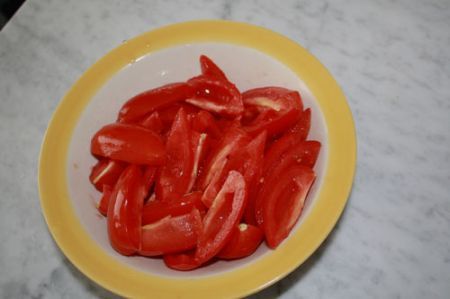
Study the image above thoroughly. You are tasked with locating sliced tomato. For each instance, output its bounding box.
[98,184,112,217]
[188,132,208,192]
[255,141,321,227]
[186,75,243,117]
[91,123,165,165]
[288,108,311,141]
[195,171,247,264]
[200,55,228,81]
[89,159,125,191]
[142,166,157,196]
[261,165,315,248]
[199,127,249,207]
[140,209,202,256]
[142,192,205,225]
[158,102,200,132]
[265,140,321,175]
[107,165,146,255]
[242,87,303,138]
[140,111,164,134]
[118,82,194,123]
[163,251,199,271]
[242,87,302,112]
[191,110,221,139]
[217,223,263,259]
[225,131,267,225]
[155,108,194,201]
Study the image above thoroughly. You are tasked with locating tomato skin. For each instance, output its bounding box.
[261,165,315,248]
[163,252,199,271]
[139,209,202,256]
[195,171,247,264]
[186,75,243,117]
[107,165,146,255]
[255,140,320,227]
[200,55,228,81]
[140,111,164,134]
[98,184,112,216]
[91,123,165,165]
[155,108,195,201]
[118,82,194,123]
[89,159,125,191]
[242,87,303,138]
[191,110,221,139]
[142,166,157,196]
[199,127,249,207]
[142,192,205,225]
[217,224,263,259]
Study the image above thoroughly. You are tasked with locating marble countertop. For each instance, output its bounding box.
[1,0,449,298]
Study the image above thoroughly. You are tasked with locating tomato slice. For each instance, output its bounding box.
[155,108,194,201]
[287,108,311,141]
[91,123,165,165]
[191,110,221,139]
[195,171,247,264]
[140,111,164,134]
[261,165,315,248]
[118,82,194,123]
[163,251,199,271]
[199,127,249,207]
[200,55,228,81]
[217,223,263,259]
[188,132,208,192]
[142,166,157,196]
[242,87,303,138]
[142,192,205,225]
[186,75,243,117]
[242,87,302,112]
[107,165,146,255]
[255,141,321,227]
[98,184,112,217]
[89,159,125,191]
[140,209,202,256]
[157,102,199,130]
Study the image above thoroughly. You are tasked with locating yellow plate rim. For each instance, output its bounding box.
[38,20,356,298]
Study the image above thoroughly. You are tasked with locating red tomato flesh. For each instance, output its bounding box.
[217,223,263,260]
[107,165,146,255]
[140,209,202,256]
[91,123,165,165]
[89,159,125,191]
[118,82,194,123]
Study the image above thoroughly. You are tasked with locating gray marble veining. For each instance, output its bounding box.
[1,0,449,298]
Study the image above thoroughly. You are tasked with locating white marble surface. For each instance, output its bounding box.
[1,0,449,298]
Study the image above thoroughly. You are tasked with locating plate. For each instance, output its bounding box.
[38,20,356,298]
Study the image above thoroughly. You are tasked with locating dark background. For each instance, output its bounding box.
[0,0,24,29]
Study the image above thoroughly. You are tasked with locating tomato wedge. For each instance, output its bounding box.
[217,223,263,260]
[155,108,194,201]
[142,192,205,225]
[91,123,165,165]
[195,171,247,264]
[242,87,303,137]
[261,165,315,248]
[200,55,228,81]
[142,166,157,196]
[191,110,221,139]
[186,75,243,117]
[199,127,249,207]
[107,165,146,255]
[140,111,164,134]
[89,159,125,191]
[255,140,320,227]
[140,209,202,256]
[188,132,208,192]
[163,252,199,271]
[118,82,194,123]
[97,184,112,216]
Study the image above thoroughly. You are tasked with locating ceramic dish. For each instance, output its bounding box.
[38,20,356,298]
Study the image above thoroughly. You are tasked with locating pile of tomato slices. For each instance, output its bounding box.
[89,55,321,270]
